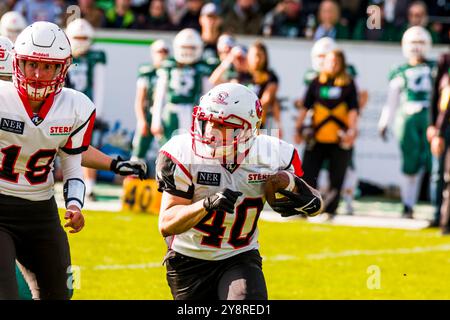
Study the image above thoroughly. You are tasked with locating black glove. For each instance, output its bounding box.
[271,178,323,217]
[110,156,148,180]
[203,188,243,213]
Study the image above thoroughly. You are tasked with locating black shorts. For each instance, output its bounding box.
[164,249,268,300]
[0,194,71,300]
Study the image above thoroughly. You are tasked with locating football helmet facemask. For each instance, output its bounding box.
[13,21,72,101]
[0,11,27,43]
[65,18,94,57]
[402,26,431,60]
[173,28,203,65]
[192,83,262,160]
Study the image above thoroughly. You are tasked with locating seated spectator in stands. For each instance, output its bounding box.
[176,0,204,32]
[401,1,441,43]
[313,0,350,40]
[135,0,174,30]
[199,2,222,64]
[13,0,64,24]
[62,0,105,28]
[262,0,307,38]
[222,0,263,35]
[352,0,400,42]
[103,0,136,29]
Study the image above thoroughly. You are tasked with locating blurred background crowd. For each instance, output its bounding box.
[0,0,449,44]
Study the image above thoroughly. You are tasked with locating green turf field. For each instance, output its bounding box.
[62,208,450,300]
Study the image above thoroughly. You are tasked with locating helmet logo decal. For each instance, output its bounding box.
[255,99,263,119]
[212,91,229,105]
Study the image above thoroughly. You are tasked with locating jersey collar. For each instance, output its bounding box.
[18,91,56,126]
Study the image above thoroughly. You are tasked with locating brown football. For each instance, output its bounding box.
[264,170,298,206]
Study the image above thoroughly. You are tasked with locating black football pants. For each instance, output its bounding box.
[165,249,268,300]
[0,194,71,300]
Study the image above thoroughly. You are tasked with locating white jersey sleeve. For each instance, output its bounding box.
[156,134,194,199]
[60,90,96,155]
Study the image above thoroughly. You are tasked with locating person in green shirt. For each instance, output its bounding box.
[131,39,169,162]
[378,26,437,218]
[150,28,215,145]
[66,18,107,202]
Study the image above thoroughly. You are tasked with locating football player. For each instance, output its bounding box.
[65,18,107,201]
[0,21,94,300]
[0,35,13,81]
[0,11,27,42]
[378,26,436,218]
[131,39,169,162]
[0,34,147,299]
[156,83,323,300]
[150,28,214,145]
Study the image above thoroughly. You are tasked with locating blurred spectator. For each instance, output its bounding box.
[297,49,359,219]
[338,0,368,33]
[262,0,307,38]
[103,0,136,29]
[222,0,263,35]
[352,0,400,42]
[63,0,106,28]
[13,0,64,24]
[247,41,281,134]
[429,51,450,229]
[166,0,186,26]
[199,2,222,64]
[0,1,18,19]
[313,0,350,40]
[209,39,252,85]
[176,0,204,31]
[135,0,174,30]
[401,1,441,43]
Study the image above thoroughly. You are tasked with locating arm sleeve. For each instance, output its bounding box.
[303,80,316,110]
[347,80,360,111]
[59,151,83,209]
[155,150,194,199]
[150,69,168,133]
[61,109,96,154]
[284,148,304,178]
[378,76,403,129]
[92,63,106,118]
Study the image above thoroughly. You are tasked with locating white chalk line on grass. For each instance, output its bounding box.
[85,244,450,271]
[306,244,450,260]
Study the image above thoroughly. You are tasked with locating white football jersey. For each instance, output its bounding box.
[0,81,95,201]
[156,133,304,261]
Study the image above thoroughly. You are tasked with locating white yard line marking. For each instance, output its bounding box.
[306,244,450,260]
[84,244,450,271]
[93,262,163,270]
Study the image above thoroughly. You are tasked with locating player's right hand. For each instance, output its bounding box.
[64,205,85,234]
[203,188,243,213]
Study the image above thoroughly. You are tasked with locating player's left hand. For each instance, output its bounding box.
[270,179,323,217]
[111,157,148,180]
[64,205,85,234]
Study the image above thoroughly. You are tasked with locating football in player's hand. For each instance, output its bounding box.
[264,171,298,207]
